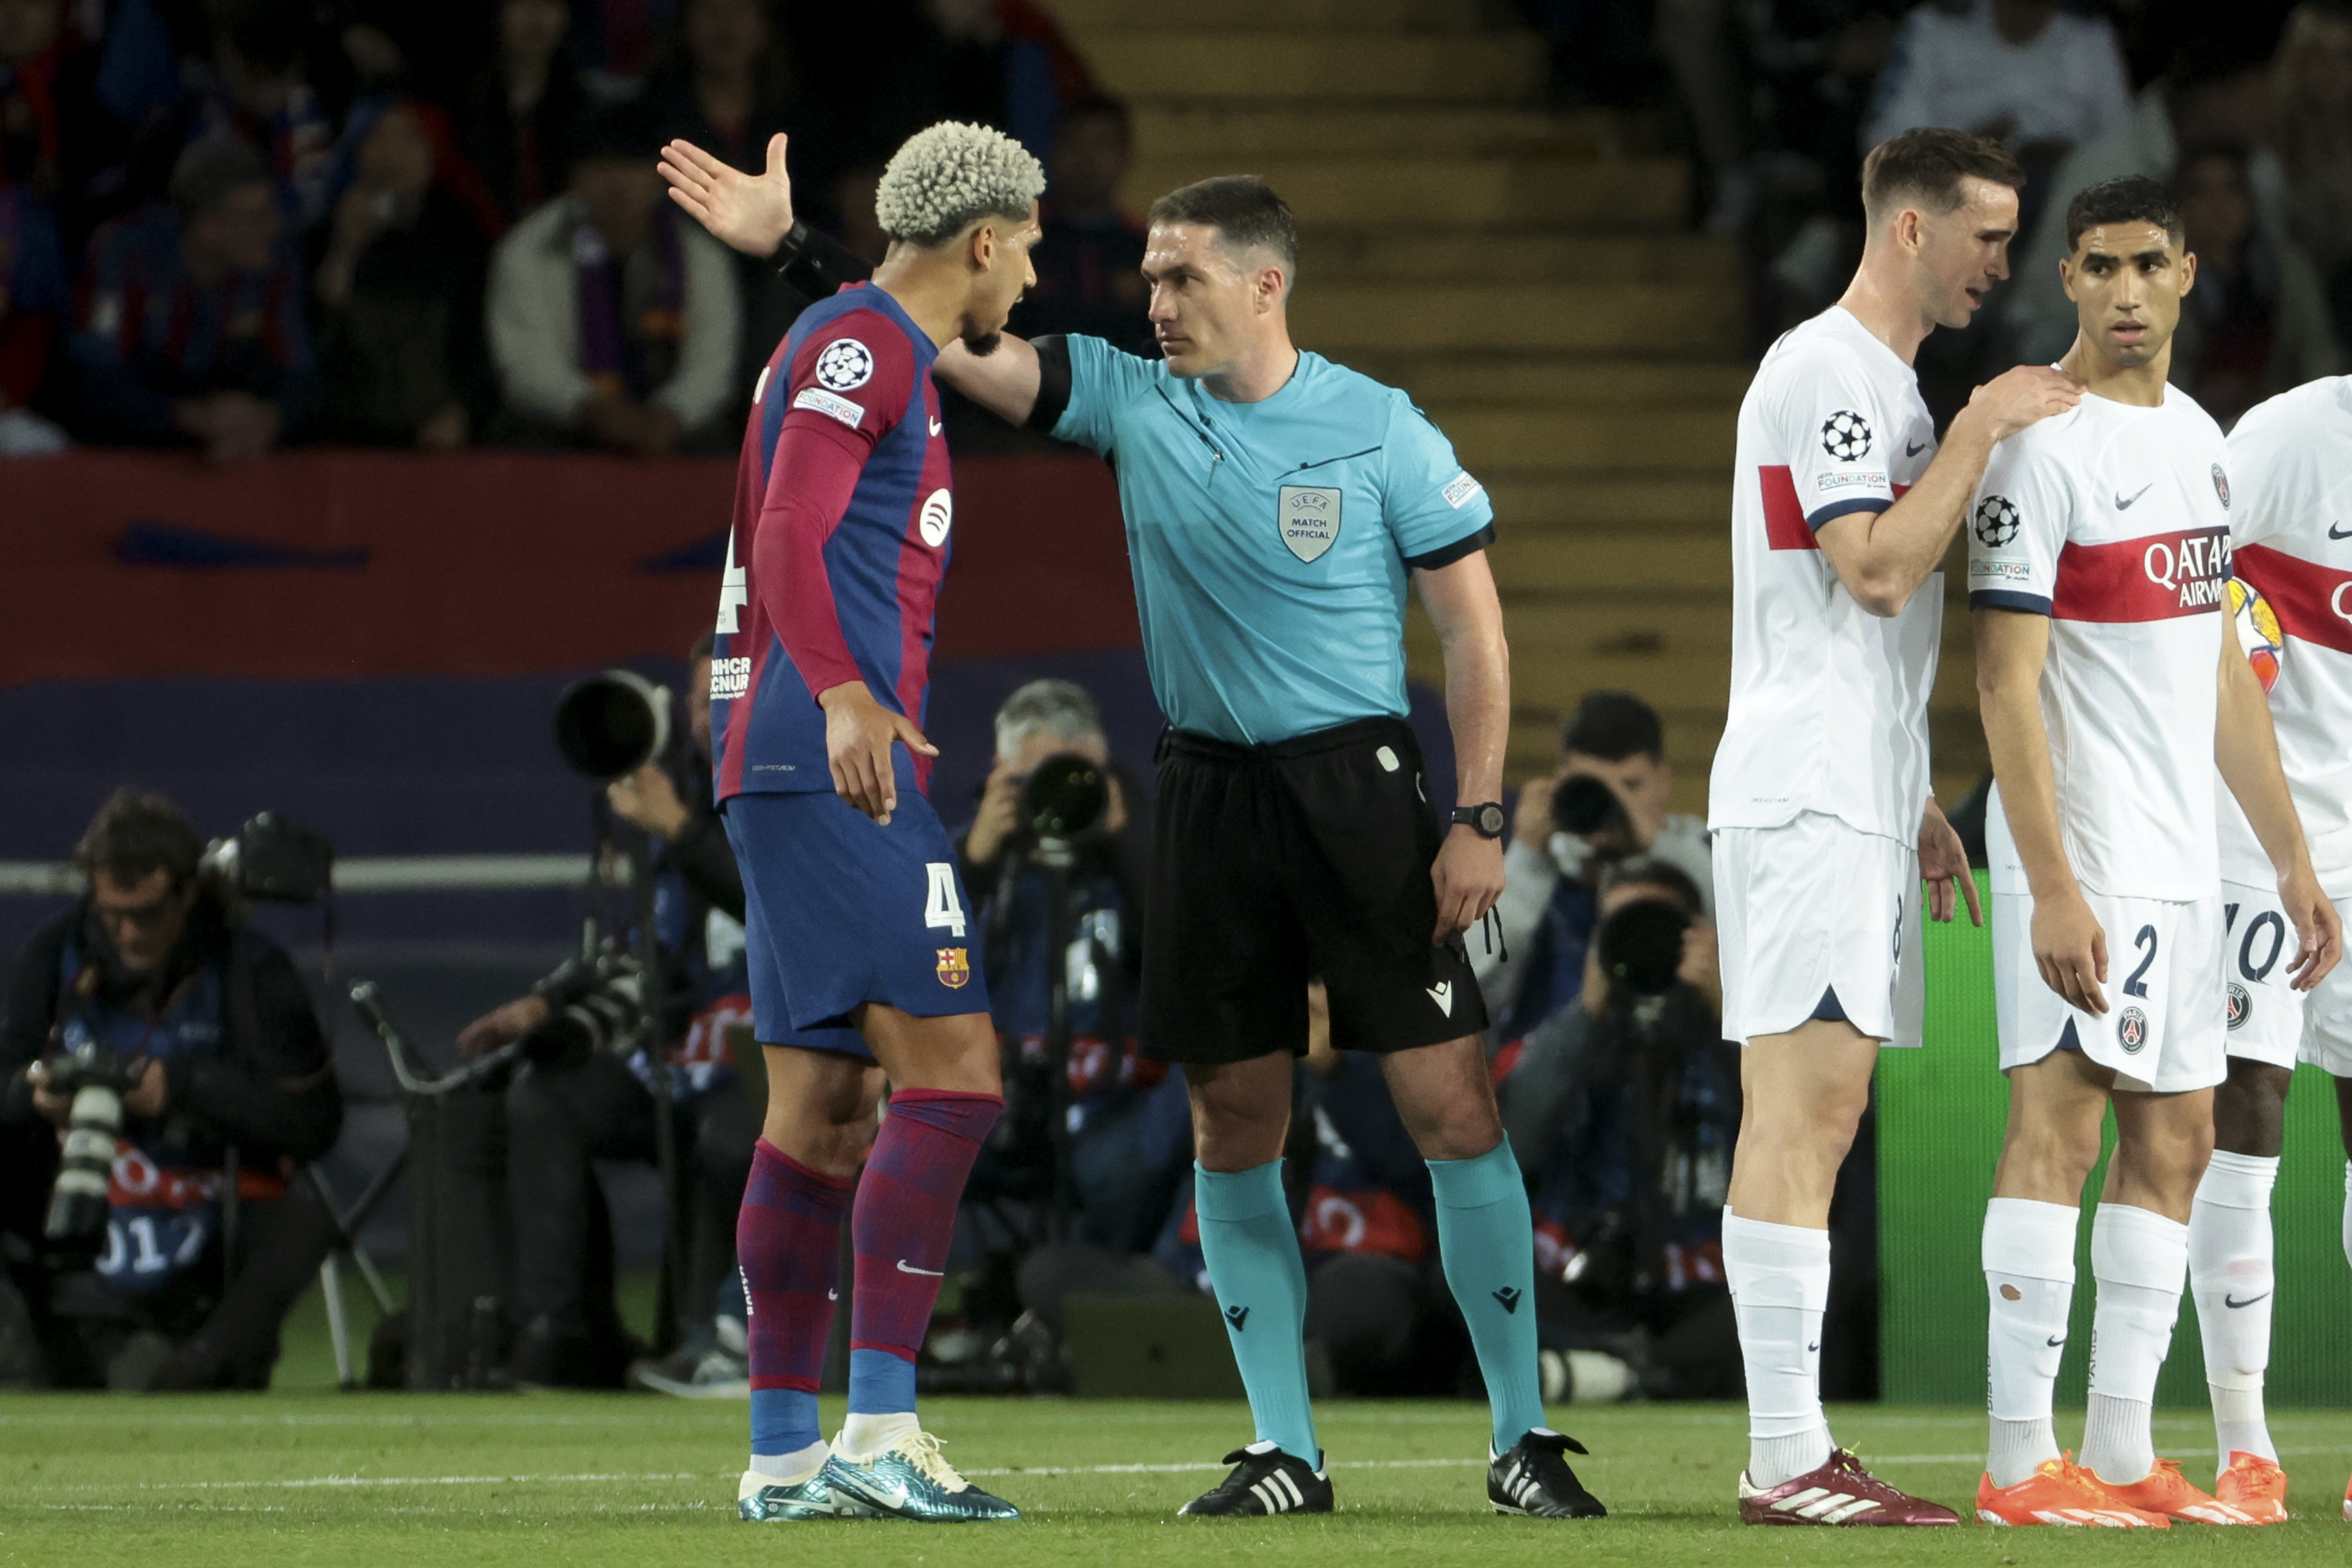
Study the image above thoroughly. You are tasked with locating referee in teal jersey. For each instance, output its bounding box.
[659,146,1603,1522]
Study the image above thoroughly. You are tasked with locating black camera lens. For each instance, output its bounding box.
[553,670,671,781]
[1596,898,1691,997]
[1022,754,1108,840]
[1551,774,1626,838]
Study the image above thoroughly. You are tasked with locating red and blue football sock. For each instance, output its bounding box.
[739,1139,851,1469]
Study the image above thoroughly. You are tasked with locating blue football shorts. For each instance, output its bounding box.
[721,787,991,1058]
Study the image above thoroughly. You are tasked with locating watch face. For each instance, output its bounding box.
[1481,804,1506,837]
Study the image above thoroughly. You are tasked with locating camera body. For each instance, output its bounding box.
[40,1036,144,1241]
[201,812,334,905]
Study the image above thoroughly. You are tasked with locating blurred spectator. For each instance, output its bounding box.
[0,181,69,450]
[1472,691,1712,1047]
[71,136,314,460]
[183,0,336,229]
[486,101,739,454]
[0,789,342,1390]
[1011,95,1152,357]
[572,0,679,98]
[2005,52,2283,364]
[870,0,1097,165]
[1496,859,1740,1403]
[2270,1,2352,346]
[1,0,86,200]
[647,0,836,384]
[1864,1,2131,159]
[310,101,500,448]
[2170,140,2345,426]
[455,634,761,1389]
[959,679,1177,1255]
[457,0,587,224]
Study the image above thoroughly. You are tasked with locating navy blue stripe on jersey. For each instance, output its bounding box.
[1805,495,1892,531]
[1970,588,2054,616]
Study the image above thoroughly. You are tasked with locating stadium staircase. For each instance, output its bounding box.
[1042,0,1987,808]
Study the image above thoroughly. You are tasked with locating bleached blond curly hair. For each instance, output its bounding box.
[873,121,1046,249]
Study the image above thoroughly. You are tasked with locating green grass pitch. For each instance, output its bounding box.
[9,1392,2350,1567]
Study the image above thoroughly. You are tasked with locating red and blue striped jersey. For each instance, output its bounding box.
[710,283,953,801]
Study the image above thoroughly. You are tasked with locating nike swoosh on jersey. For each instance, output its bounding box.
[929,418,944,436]
[1906,440,1927,456]
[2115,484,2153,509]
[896,1260,946,1277]
[2331,520,2352,539]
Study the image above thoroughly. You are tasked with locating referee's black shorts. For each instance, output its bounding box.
[1141,716,1489,1066]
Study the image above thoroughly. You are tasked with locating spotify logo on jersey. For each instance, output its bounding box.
[918,488,954,547]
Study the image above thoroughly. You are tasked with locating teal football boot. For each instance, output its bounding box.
[821,1430,1020,1522]
[737,1465,843,1521]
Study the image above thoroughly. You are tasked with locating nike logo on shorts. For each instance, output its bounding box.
[896,1261,945,1278]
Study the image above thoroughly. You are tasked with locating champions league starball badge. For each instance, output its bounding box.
[2116,1005,2150,1054]
[1820,409,1873,462]
[1973,495,2020,547]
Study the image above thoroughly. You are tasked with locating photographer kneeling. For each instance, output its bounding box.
[456,634,761,1389]
[1475,691,1712,1041]
[1495,858,1741,1403]
[1,791,342,1389]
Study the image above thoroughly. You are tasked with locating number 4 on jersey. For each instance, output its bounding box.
[924,862,967,938]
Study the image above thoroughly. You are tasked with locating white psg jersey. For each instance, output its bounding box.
[1710,307,1943,842]
[2217,376,2352,893]
[1967,385,2231,902]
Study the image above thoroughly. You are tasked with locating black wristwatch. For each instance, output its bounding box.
[1451,803,1506,839]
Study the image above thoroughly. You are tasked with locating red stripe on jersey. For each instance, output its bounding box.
[1759,464,1814,551]
[2052,526,2231,622]
[2235,542,2352,655]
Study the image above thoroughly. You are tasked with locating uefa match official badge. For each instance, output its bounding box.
[937,948,971,988]
[1277,486,1342,563]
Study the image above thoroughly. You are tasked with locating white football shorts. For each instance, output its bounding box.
[1991,882,2226,1094]
[2220,878,2308,1070]
[2300,925,2352,1078]
[1715,811,1923,1048]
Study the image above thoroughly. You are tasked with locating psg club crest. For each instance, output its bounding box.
[2227,982,2251,1031]
[1277,485,1342,563]
[2212,464,2231,509]
[1820,409,1873,462]
[2116,1005,2150,1054]
[936,948,971,989]
[1973,496,2020,547]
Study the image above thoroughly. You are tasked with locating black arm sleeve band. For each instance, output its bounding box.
[1402,521,1496,572]
[1024,335,1074,434]
[772,221,873,296]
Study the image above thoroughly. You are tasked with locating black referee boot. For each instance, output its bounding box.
[1489,1429,1607,1518]
[1178,1442,1333,1516]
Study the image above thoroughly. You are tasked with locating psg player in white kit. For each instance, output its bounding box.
[2186,373,2352,1522]
[1969,176,2340,1528]
[1711,126,2080,1526]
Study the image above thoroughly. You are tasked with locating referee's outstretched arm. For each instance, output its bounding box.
[1418,550,1510,943]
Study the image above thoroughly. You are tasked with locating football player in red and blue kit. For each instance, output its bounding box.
[689,122,1044,1524]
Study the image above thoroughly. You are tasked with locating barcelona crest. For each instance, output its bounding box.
[936,948,971,989]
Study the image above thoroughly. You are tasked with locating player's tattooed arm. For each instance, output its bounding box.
[1975,606,2109,1014]
[2215,609,2344,991]
[1416,550,1510,942]
[1816,366,2080,616]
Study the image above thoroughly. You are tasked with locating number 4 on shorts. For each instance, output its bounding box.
[924,862,967,938]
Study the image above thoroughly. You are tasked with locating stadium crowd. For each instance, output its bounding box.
[0,0,1132,459]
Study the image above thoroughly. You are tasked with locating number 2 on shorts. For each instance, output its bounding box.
[2122,923,2158,999]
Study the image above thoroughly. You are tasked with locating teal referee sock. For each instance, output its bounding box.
[1429,1138,1546,1453]
[1194,1161,1319,1465]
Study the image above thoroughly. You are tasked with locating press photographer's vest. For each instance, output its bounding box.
[54,939,285,1295]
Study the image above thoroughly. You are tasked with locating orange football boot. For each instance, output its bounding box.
[2093,1457,2259,1524]
[2214,1452,2289,1524]
[1976,1455,2168,1527]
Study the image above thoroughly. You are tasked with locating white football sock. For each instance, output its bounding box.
[1722,1210,1833,1486]
[838,1412,920,1459]
[2079,1203,2188,1487]
[2188,1150,2280,1472]
[1982,1196,2077,1487]
[748,1439,828,1483]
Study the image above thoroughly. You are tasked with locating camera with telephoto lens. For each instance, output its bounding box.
[1551,773,1632,844]
[40,1037,145,1241]
[523,947,649,1065]
[553,669,676,783]
[1020,754,1108,843]
[1594,897,1692,999]
[201,812,335,905]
